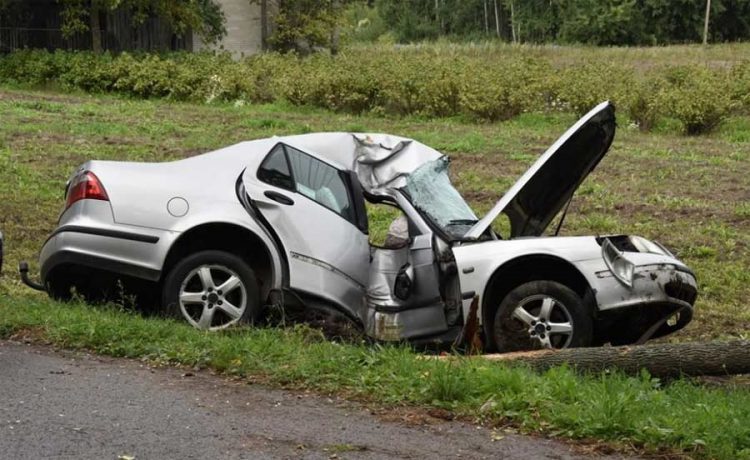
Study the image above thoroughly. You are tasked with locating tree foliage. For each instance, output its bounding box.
[55,0,225,45]
[251,0,353,53]
[372,0,750,45]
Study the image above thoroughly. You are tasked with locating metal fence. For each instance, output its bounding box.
[0,14,191,53]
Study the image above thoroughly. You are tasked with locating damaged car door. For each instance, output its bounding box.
[366,207,459,341]
[365,163,468,342]
[242,142,371,321]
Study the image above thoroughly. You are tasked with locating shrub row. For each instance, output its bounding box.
[0,49,747,134]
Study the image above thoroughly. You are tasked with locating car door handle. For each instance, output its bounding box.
[264,190,294,206]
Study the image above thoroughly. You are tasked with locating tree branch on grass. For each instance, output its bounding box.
[439,341,750,379]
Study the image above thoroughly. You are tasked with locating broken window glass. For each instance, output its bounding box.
[405,157,477,239]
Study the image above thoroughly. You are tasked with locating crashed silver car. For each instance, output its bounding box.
[25,102,697,351]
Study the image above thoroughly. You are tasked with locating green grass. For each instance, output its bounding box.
[0,86,749,457]
[0,296,749,459]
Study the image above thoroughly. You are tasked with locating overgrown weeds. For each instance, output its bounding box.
[0,48,747,133]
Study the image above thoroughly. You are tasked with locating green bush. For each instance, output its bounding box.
[0,49,68,85]
[458,57,545,121]
[621,70,665,132]
[0,49,741,135]
[730,60,750,114]
[658,65,734,135]
[556,62,633,116]
[377,54,459,116]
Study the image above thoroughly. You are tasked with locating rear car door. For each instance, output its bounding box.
[242,143,370,319]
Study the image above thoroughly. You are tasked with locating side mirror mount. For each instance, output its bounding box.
[394,263,414,301]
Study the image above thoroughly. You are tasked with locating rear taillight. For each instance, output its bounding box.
[64,171,109,211]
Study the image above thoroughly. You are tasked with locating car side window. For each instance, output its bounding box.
[285,145,355,224]
[258,144,294,190]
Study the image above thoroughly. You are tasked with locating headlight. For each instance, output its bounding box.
[602,238,635,287]
[629,235,672,256]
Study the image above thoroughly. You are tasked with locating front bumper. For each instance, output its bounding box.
[593,263,697,311]
[582,261,697,344]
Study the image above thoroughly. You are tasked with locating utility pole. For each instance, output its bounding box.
[703,0,711,45]
[493,0,500,38]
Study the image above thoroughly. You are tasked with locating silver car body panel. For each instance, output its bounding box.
[452,236,697,325]
[37,105,697,344]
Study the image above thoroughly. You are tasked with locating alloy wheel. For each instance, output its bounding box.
[178,264,247,330]
[511,294,574,349]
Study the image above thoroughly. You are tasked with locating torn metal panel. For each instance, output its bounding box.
[352,134,443,194]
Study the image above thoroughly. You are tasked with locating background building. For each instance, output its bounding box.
[194,0,271,57]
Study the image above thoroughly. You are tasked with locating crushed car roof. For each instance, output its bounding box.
[283,132,444,194]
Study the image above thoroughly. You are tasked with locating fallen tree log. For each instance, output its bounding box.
[445,341,750,378]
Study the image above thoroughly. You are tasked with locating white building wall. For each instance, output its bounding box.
[193,0,263,57]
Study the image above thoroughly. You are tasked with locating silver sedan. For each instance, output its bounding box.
[24,101,696,351]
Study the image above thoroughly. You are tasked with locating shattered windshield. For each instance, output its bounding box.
[404,157,478,239]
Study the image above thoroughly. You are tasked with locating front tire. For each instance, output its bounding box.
[162,250,260,330]
[491,280,592,353]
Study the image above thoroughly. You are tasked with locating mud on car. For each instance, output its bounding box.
[19,102,697,352]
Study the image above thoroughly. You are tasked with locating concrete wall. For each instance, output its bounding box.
[193,0,264,57]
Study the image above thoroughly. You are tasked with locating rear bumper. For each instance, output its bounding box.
[40,225,169,283]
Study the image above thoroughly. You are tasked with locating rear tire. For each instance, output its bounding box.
[162,250,260,330]
[46,275,74,301]
[491,280,592,353]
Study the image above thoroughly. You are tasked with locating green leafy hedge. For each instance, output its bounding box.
[0,49,746,134]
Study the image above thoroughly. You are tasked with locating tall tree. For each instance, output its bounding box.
[250,0,351,53]
[260,0,269,49]
[372,0,750,45]
[558,0,646,45]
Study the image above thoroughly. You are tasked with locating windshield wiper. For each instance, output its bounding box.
[447,219,478,225]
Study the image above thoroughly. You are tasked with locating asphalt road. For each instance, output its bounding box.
[0,341,628,459]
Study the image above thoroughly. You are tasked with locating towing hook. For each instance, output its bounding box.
[19,261,46,292]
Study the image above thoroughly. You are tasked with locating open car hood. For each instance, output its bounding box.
[465,101,616,240]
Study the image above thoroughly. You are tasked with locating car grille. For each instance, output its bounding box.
[664,279,697,305]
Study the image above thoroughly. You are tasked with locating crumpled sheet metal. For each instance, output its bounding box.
[281,132,442,195]
[367,246,409,307]
[352,134,443,194]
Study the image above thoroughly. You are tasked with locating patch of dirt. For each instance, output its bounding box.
[0,90,92,105]
[162,147,212,159]
[460,189,500,204]
[6,131,74,146]
[451,152,528,172]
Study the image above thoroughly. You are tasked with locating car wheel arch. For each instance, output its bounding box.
[480,254,594,348]
[161,222,281,304]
